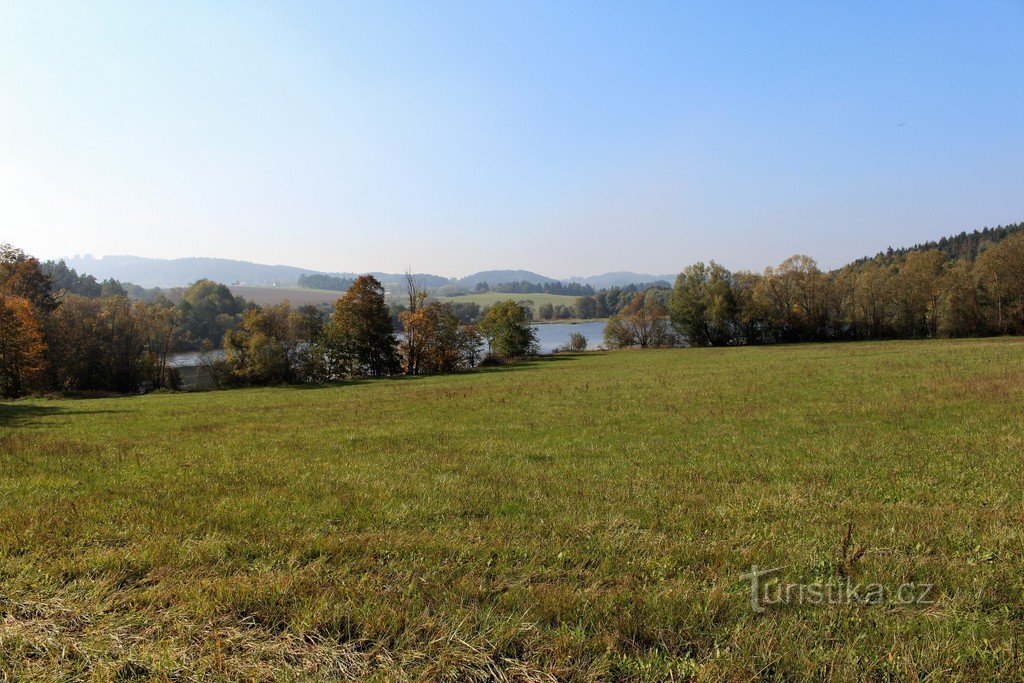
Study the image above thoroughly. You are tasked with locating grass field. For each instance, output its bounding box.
[2,338,1023,680]
[228,285,342,307]
[436,291,581,310]
[226,287,583,315]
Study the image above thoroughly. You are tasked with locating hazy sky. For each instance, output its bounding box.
[1,0,1022,277]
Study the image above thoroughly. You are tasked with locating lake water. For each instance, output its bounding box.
[169,321,607,368]
[168,350,225,368]
[532,321,607,353]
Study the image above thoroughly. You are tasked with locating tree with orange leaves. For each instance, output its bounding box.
[0,294,48,397]
[399,301,481,374]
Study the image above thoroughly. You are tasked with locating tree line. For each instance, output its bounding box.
[205,276,539,386]
[0,247,539,397]
[1,245,257,395]
[475,280,596,296]
[573,283,671,320]
[297,273,355,291]
[856,223,1023,265]
[43,259,164,301]
[602,229,1024,349]
[2,222,1021,395]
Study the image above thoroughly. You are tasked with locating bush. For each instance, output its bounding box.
[566,332,588,352]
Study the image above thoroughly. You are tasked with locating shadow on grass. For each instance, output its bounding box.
[287,355,583,386]
[0,402,126,428]
[5,354,583,411]
[292,357,582,385]
[282,378,375,390]
[474,353,584,375]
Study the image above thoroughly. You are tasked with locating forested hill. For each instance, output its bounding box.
[861,222,1023,266]
[63,255,319,288]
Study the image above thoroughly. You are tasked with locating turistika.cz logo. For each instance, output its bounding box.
[740,565,936,613]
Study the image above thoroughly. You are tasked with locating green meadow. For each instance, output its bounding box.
[1,338,1022,680]
[222,286,583,316]
[436,291,581,310]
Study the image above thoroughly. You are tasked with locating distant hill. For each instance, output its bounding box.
[454,270,674,289]
[455,270,557,288]
[371,272,453,288]
[60,255,453,289]
[63,255,320,288]
[574,271,675,289]
[60,255,681,291]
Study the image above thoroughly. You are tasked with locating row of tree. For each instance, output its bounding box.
[856,223,1022,266]
[218,276,537,386]
[0,244,543,396]
[1,245,190,395]
[537,302,575,320]
[476,280,596,296]
[40,257,251,349]
[297,273,354,291]
[602,231,1024,349]
[41,259,165,301]
[573,283,671,320]
[3,224,1021,394]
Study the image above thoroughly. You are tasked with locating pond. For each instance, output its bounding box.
[531,320,607,354]
[167,350,225,368]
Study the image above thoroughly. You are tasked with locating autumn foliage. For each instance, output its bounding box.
[0,294,47,397]
[399,301,482,374]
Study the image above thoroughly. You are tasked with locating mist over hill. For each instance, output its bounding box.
[58,222,1024,291]
[573,271,675,288]
[454,270,558,288]
[63,255,319,288]
[62,255,449,289]
[455,270,676,289]
[59,255,667,290]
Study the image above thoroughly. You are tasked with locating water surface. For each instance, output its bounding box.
[532,321,607,354]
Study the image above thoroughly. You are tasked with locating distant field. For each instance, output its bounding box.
[229,285,341,307]
[436,290,581,309]
[227,286,582,313]
[2,338,1023,680]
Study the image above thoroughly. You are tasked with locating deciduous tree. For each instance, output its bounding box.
[178,279,246,347]
[669,261,736,346]
[753,255,833,342]
[400,301,480,374]
[975,233,1024,334]
[604,291,673,349]
[478,300,538,360]
[0,244,56,313]
[0,295,47,397]
[324,275,399,377]
[895,250,947,338]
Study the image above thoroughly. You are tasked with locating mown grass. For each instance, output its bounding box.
[1,338,1023,681]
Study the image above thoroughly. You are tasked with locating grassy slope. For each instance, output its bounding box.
[1,339,1023,680]
[436,291,581,309]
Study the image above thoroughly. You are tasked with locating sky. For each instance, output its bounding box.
[1,0,1022,278]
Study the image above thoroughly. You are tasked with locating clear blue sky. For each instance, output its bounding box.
[2,0,1022,277]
